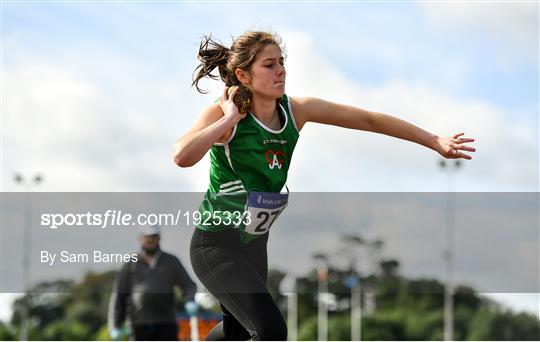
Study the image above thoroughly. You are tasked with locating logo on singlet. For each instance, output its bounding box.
[263,139,287,145]
[265,150,285,170]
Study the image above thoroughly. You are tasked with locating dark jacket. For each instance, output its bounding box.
[108,249,197,328]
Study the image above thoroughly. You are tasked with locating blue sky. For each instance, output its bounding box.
[1,1,538,319]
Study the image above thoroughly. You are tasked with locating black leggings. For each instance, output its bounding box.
[133,323,178,341]
[190,228,287,341]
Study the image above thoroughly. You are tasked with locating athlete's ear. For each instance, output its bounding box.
[235,68,251,84]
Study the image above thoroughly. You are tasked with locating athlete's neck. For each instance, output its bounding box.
[250,97,279,128]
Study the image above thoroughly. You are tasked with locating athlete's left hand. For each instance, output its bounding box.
[435,132,476,160]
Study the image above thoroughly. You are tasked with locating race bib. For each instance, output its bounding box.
[243,191,288,235]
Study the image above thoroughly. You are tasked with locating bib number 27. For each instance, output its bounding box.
[244,192,288,235]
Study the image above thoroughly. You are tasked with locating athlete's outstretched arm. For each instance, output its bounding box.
[290,97,476,160]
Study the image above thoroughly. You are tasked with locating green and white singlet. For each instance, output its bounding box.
[196,94,300,243]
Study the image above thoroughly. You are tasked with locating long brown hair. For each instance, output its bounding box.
[192,31,284,93]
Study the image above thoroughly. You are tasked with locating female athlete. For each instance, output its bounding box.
[173,31,476,340]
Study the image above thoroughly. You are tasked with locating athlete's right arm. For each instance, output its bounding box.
[173,87,245,167]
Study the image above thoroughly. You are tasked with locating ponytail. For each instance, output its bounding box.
[192,35,237,94]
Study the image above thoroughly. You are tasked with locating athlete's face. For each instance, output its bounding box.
[240,44,286,100]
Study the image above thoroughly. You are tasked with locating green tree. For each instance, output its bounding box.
[42,320,91,340]
[362,313,405,340]
[10,271,116,340]
[11,280,74,332]
[468,307,540,340]
[0,320,16,340]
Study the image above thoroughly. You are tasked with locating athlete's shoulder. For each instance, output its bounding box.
[286,96,318,132]
[278,93,293,114]
[203,102,224,118]
[187,102,235,145]
[279,93,290,105]
[189,102,224,131]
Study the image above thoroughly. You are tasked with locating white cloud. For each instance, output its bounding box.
[4,63,111,191]
[422,2,537,40]
[0,293,19,322]
[2,45,212,192]
[419,2,538,65]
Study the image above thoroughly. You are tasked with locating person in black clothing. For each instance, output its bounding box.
[108,224,198,341]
